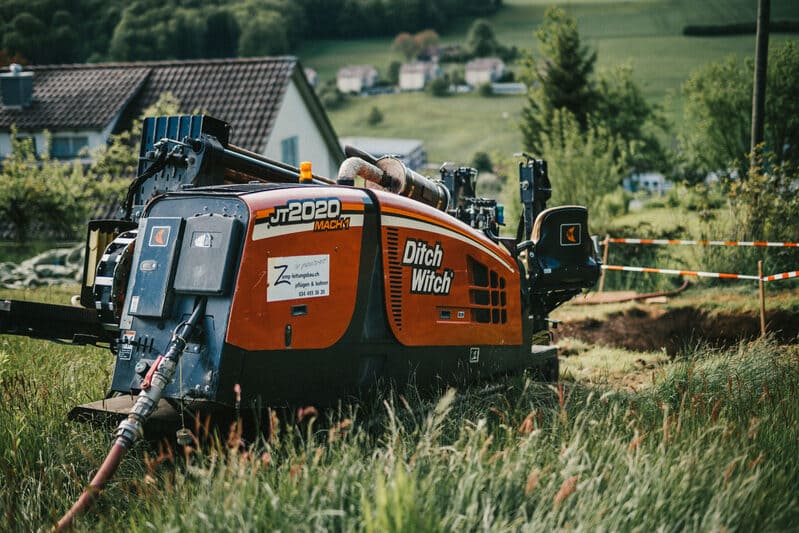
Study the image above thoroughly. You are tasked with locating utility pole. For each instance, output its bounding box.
[750,0,770,167]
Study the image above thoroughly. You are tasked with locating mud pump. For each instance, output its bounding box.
[0,115,600,527]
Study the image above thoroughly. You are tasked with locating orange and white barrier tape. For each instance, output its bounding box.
[602,264,762,280]
[762,271,799,282]
[603,265,799,283]
[605,238,799,248]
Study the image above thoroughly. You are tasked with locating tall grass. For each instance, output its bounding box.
[1,330,798,530]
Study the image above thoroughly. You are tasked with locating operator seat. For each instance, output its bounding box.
[528,205,600,291]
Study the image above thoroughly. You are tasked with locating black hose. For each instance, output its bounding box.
[122,146,169,220]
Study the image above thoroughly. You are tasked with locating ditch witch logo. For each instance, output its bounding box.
[402,238,454,295]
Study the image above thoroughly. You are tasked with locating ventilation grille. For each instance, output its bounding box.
[467,256,507,324]
[386,228,403,329]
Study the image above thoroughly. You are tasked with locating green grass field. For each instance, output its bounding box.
[1,286,798,530]
[300,0,799,165]
[327,92,525,164]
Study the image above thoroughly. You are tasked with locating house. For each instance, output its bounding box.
[336,65,378,94]
[339,137,426,171]
[303,67,318,88]
[465,57,505,87]
[0,57,343,177]
[625,172,673,195]
[398,61,441,91]
[490,82,527,95]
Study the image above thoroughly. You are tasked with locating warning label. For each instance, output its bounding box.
[267,254,330,302]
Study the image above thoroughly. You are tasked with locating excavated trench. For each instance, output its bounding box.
[557,306,799,355]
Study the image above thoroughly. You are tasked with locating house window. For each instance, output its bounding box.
[281,136,299,167]
[50,136,89,159]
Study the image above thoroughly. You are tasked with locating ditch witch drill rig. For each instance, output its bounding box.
[0,115,599,528]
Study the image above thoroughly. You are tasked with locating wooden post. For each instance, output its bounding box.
[758,260,766,336]
[598,234,610,294]
[750,0,770,165]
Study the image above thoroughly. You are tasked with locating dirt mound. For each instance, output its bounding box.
[557,306,799,355]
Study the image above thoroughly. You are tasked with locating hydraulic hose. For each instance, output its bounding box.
[54,298,207,531]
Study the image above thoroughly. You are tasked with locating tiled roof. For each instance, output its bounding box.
[0,65,149,131]
[337,65,377,78]
[465,57,504,71]
[0,57,321,154]
[339,137,423,155]
[124,57,297,153]
[400,62,435,74]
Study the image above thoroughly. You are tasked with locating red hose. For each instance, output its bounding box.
[54,443,127,531]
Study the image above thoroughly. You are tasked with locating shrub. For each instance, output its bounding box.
[366,106,383,126]
[428,76,450,97]
[538,109,624,217]
[701,155,799,280]
[0,130,117,241]
[317,82,348,110]
[471,151,493,172]
[594,188,630,221]
[477,82,493,97]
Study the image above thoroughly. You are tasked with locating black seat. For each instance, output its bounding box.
[528,205,600,291]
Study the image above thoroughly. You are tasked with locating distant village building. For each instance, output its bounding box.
[336,65,378,94]
[626,172,673,195]
[340,137,426,170]
[490,82,527,95]
[465,57,505,86]
[0,58,343,177]
[398,61,441,91]
[303,67,318,88]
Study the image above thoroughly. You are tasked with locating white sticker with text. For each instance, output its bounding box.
[267,254,330,302]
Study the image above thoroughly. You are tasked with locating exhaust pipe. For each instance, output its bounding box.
[337,155,450,211]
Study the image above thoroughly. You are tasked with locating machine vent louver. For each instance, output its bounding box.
[467,256,507,324]
[386,228,403,329]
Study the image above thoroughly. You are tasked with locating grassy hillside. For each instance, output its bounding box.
[300,0,799,165]
[328,92,524,164]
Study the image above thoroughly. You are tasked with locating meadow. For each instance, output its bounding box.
[1,285,798,530]
[301,0,799,165]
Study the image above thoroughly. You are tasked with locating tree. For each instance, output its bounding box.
[236,10,291,57]
[0,131,112,241]
[204,8,240,58]
[367,106,384,126]
[471,151,493,172]
[392,32,419,61]
[414,29,439,56]
[428,75,450,97]
[89,93,181,185]
[592,65,669,173]
[466,19,501,57]
[539,110,624,223]
[520,7,597,156]
[387,60,402,85]
[679,41,799,179]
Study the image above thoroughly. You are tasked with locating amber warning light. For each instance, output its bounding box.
[299,161,313,183]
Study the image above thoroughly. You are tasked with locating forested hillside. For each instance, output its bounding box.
[0,0,501,65]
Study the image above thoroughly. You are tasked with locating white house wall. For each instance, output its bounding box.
[399,72,426,90]
[0,128,111,159]
[264,79,339,178]
[0,117,117,160]
[337,77,362,93]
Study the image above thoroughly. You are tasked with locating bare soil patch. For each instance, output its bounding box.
[557,306,798,355]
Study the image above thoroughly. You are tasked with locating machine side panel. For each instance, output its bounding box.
[226,187,370,351]
[375,192,522,347]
